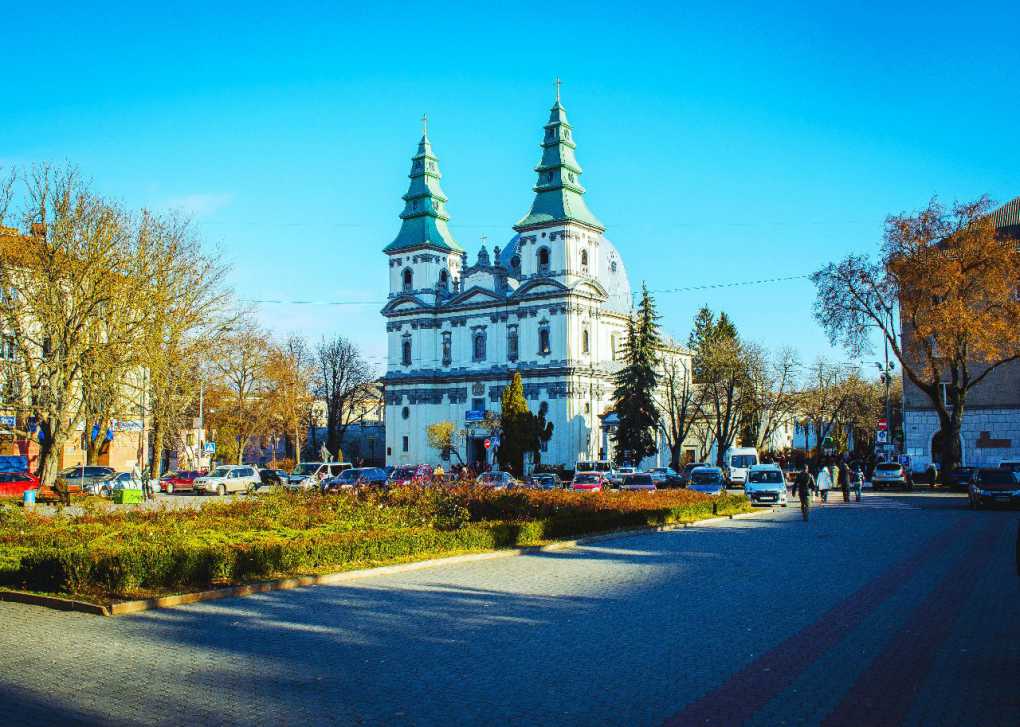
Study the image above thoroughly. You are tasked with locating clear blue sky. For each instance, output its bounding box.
[3,1,1018,375]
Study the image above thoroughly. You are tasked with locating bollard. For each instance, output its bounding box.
[22,488,36,509]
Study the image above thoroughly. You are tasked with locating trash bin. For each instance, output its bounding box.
[23,489,36,507]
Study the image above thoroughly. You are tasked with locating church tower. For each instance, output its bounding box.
[383,117,465,306]
[514,82,605,282]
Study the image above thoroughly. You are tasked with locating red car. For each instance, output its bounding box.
[389,464,435,486]
[0,471,40,498]
[160,470,206,494]
[571,472,608,492]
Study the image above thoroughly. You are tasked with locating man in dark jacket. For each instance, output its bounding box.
[793,465,815,503]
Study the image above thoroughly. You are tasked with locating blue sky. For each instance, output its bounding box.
[3,1,1018,375]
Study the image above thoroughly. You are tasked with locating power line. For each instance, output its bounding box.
[243,273,813,307]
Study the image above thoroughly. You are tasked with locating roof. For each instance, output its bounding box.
[992,195,1020,238]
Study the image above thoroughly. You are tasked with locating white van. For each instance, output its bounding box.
[723,447,759,486]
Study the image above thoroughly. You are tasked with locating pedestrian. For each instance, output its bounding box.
[794,464,814,521]
[927,461,938,489]
[816,462,832,503]
[840,461,851,503]
[852,464,864,503]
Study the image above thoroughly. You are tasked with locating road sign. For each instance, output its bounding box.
[876,430,888,443]
[483,438,491,450]
[490,435,500,449]
[203,441,216,454]
[878,418,888,431]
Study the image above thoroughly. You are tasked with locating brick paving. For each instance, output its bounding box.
[0,492,1017,726]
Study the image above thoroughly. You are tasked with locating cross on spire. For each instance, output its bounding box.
[554,77,562,103]
[480,233,488,247]
[421,112,428,137]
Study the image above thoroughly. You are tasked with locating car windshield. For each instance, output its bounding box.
[748,471,783,484]
[999,462,1020,472]
[684,463,708,474]
[980,470,1018,486]
[574,474,598,483]
[210,467,232,478]
[292,463,321,476]
[876,463,901,471]
[628,475,653,485]
[730,455,757,468]
[337,469,361,482]
[691,470,722,484]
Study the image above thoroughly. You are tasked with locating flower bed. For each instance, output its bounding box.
[0,486,751,604]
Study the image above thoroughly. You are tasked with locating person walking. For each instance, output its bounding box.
[852,464,864,503]
[794,464,815,521]
[816,461,833,503]
[840,460,851,503]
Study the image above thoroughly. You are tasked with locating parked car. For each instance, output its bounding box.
[194,465,261,496]
[571,472,608,492]
[611,466,638,486]
[620,473,656,492]
[647,467,682,488]
[723,447,759,487]
[477,471,518,489]
[87,472,144,497]
[0,471,40,498]
[323,467,389,491]
[57,466,115,493]
[389,464,435,486]
[288,462,352,491]
[872,461,909,490]
[678,462,711,487]
[687,466,726,496]
[526,473,563,490]
[258,468,289,488]
[744,464,788,507]
[969,468,1020,509]
[160,470,205,494]
[998,459,1020,474]
[944,467,978,490]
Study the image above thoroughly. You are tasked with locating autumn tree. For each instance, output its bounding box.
[813,197,1020,473]
[612,284,661,465]
[426,421,465,464]
[314,335,375,460]
[265,335,314,465]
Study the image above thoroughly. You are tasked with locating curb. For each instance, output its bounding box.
[1,506,772,617]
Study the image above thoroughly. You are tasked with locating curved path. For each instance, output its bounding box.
[1,492,1017,726]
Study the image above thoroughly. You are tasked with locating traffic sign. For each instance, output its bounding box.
[878,418,888,431]
[203,441,216,454]
[876,430,888,443]
[483,438,491,450]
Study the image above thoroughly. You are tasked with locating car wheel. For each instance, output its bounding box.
[217,484,226,497]
[165,484,174,495]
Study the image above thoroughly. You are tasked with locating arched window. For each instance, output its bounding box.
[537,247,550,273]
[580,249,589,272]
[582,329,590,354]
[402,268,413,292]
[510,255,521,273]
[610,333,618,360]
[441,332,452,367]
[472,331,486,362]
[538,325,551,355]
[507,327,519,362]
[438,269,449,291]
[401,337,412,366]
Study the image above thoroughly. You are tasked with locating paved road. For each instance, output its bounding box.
[1,492,1017,726]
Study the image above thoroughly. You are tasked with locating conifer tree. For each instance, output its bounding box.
[612,284,661,465]
[497,371,553,476]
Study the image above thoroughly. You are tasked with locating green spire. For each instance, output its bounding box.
[384,116,463,254]
[514,85,604,232]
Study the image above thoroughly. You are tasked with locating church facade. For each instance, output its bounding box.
[382,93,637,470]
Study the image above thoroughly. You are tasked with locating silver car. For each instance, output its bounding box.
[744,465,788,507]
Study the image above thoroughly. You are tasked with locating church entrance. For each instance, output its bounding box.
[468,437,487,470]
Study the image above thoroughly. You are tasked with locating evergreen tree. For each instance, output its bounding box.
[611,284,661,465]
[497,371,553,475]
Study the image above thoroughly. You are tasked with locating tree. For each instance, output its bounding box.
[690,306,748,466]
[426,421,465,464]
[740,345,801,453]
[314,335,375,460]
[656,353,702,470]
[496,371,553,475]
[265,335,314,465]
[812,196,1020,474]
[612,284,661,465]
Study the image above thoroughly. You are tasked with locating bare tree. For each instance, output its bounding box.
[656,354,702,470]
[315,335,375,460]
[741,345,801,452]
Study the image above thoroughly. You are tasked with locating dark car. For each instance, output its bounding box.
[324,467,389,492]
[688,466,725,495]
[944,467,977,490]
[647,467,683,488]
[678,462,711,487]
[57,466,115,492]
[620,473,656,492]
[969,468,1020,509]
[259,468,289,487]
[389,464,435,486]
[527,473,563,490]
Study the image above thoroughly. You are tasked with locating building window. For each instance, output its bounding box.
[537,247,550,274]
[439,269,448,291]
[401,406,410,420]
[510,255,521,274]
[401,337,412,366]
[402,268,413,292]
[582,329,590,354]
[441,332,452,367]
[472,331,486,362]
[939,382,951,406]
[538,325,551,356]
[580,249,588,273]
[402,436,409,452]
[507,327,519,362]
[610,333,619,360]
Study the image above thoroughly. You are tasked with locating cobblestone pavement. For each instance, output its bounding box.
[1,492,1017,726]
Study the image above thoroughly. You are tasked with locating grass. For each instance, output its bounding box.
[0,486,752,606]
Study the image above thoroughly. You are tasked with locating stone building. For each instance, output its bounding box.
[902,196,1020,469]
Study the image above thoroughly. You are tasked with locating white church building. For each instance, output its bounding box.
[382,92,646,470]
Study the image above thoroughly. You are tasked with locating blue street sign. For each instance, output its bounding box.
[203,441,216,454]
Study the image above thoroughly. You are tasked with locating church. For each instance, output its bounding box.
[382,90,638,470]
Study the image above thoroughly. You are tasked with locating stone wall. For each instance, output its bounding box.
[903,407,1020,470]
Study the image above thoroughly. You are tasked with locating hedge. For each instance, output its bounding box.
[0,495,750,598]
